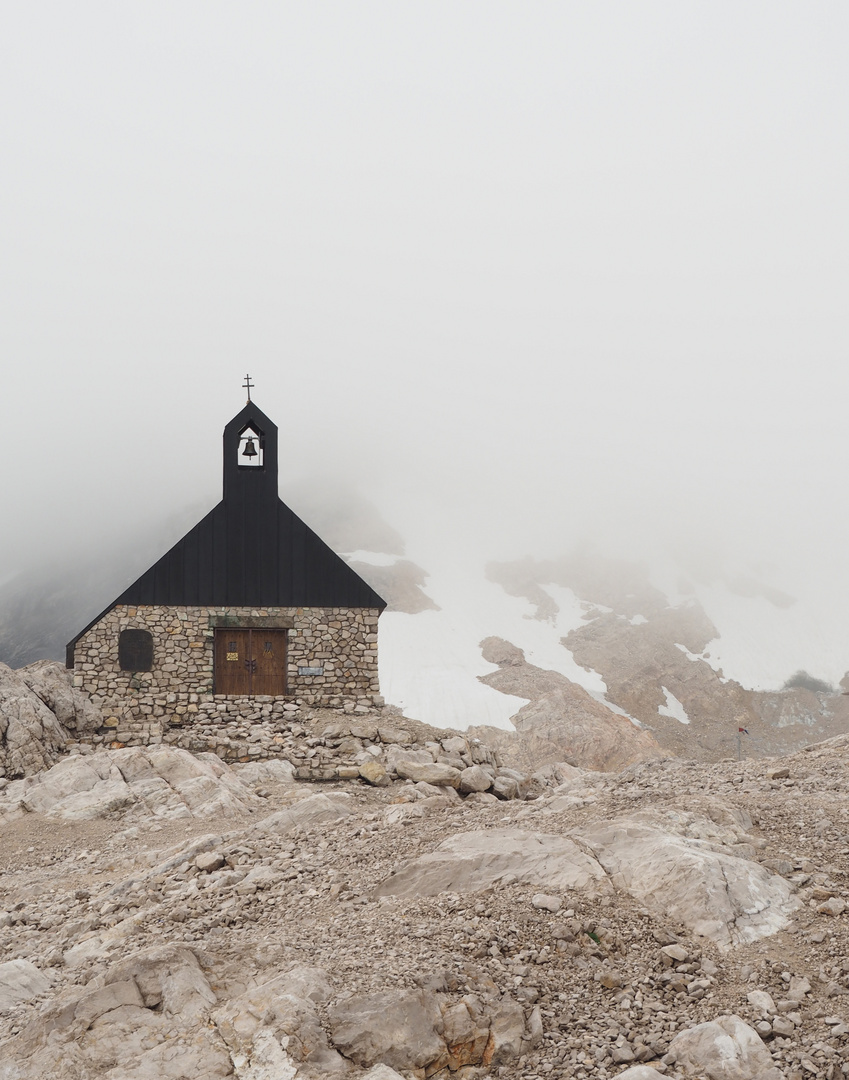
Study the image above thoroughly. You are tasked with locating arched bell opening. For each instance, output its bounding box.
[237,423,264,468]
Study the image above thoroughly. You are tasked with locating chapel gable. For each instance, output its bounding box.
[66,389,385,745]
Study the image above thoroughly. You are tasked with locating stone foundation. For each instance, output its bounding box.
[69,709,503,786]
[71,605,382,744]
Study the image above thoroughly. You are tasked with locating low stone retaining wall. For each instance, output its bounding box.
[167,712,505,786]
[90,694,381,754]
[82,705,511,789]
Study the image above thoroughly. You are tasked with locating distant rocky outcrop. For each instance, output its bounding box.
[486,556,849,762]
[487,551,670,622]
[474,636,664,772]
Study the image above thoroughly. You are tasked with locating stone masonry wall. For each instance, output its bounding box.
[72,605,381,747]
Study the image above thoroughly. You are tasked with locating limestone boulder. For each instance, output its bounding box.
[495,766,531,798]
[0,959,50,1010]
[255,792,353,835]
[667,1014,783,1079]
[393,758,461,787]
[439,999,491,1070]
[746,990,777,1016]
[0,662,69,778]
[0,746,263,822]
[492,775,519,800]
[18,659,102,734]
[375,828,610,898]
[214,965,347,1077]
[575,819,798,946]
[327,989,446,1072]
[385,744,432,772]
[458,765,492,793]
[359,759,390,786]
[104,945,217,1021]
[488,998,544,1065]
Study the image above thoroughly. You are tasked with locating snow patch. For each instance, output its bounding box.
[376,554,612,729]
[526,584,610,695]
[658,686,690,725]
[674,642,703,663]
[378,610,528,730]
[692,579,849,691]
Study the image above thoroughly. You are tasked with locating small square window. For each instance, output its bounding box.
[119,629,154,672]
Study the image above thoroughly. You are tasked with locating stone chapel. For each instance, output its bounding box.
[66,398,386,743]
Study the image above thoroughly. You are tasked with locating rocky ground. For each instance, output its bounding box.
[3,713,849,1078]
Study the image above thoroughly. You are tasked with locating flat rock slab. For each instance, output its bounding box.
[327,989,446,1071]
[574,819,798,947]
[0,746,263,822]
[668,1014,783,1079]
[255,792,353,835]
[374,828,610,898]
[393,759,461,787]
[0,959,50,1009]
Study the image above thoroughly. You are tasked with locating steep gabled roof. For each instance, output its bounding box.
[66,400,385,664]
[102,497,386,609]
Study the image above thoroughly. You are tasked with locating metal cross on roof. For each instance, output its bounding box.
[243,374,254,402]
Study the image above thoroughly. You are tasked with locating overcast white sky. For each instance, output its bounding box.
[1,3,847,598]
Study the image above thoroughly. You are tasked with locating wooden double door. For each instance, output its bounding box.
[214,628,288,696]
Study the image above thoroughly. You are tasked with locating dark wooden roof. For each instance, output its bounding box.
[66,401,385,664]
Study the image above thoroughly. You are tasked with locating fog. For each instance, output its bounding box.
[2,3,848,612]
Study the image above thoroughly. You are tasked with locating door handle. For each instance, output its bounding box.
[244,659,257,673]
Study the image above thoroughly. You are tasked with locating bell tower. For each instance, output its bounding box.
[222,395,278,505]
